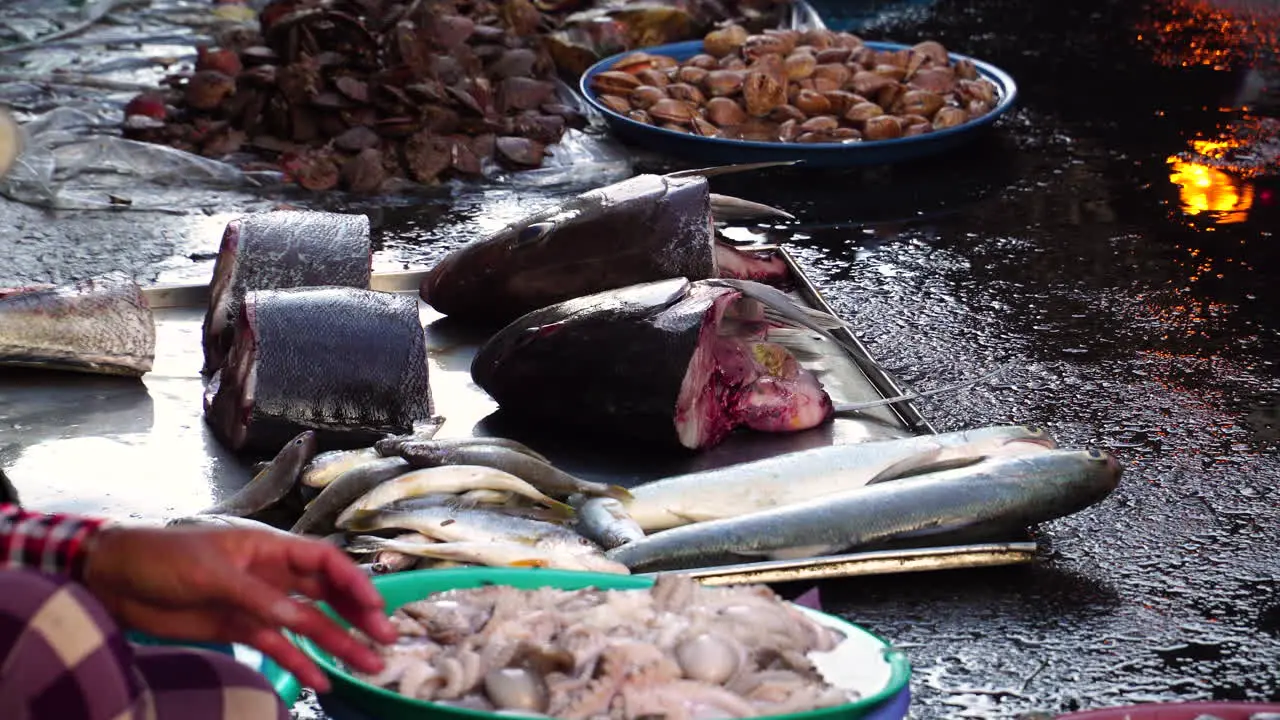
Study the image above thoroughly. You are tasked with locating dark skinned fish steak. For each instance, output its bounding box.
[0,272,156,378]
[202,210,372,375]
[419,170,791,327]
[471,278,835,451]
[204,286,433,455]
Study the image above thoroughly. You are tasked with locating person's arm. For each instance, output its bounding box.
[0,502,109,580]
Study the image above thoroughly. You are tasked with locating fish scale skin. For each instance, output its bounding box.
[212,286,432,453]
[420,174,716,326]
[472,278,716,448]
[0,272,155,377]
[202,211,371,374]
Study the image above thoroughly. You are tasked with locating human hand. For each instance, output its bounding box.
[81,525,397,692]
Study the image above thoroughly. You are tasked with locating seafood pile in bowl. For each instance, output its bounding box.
[352,575,859,716]
[588,27,1002,143]
[121,0,587,192]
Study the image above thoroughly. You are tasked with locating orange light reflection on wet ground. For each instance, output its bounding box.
[1136,0,1280,69]
[1167,140,1257,223]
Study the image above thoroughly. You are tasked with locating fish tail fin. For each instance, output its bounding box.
[832,365,1009,415]
[604,485,633,501]
[708,278,856,342]
[546,500,577,518]
[666,161,800,179]
[763,305,850,332]
[764,328,833,361]
[709,193,796,221]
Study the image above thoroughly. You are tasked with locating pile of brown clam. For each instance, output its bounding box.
[121,0,585,193]
[589,26,1001,143]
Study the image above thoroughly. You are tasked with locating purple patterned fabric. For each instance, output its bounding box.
[0,570,289,720]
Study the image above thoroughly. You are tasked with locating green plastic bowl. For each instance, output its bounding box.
[293,567,912,720]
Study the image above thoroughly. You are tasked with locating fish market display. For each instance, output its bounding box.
[608,448,1123,572]
[590,30,1002,142]
[624,424,1058,531]
[203,286,433,453]
[121,0,589,192]
[166,420,1121,578]
[0,272,156,378]
[472,277,853,450]
[352,575,854,717]
[419,165,794,326]
[202,211,372,375]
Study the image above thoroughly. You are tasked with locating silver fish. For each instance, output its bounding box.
[342,505,606,567]
[625,425,1057,531]
[608,449,1123,572]
[395,442,630,501]
[0,272,156,377]
[347,535,630,574]
[165,514,290,534]
[575,497,645,550]
[290,456,411,535]
[334,465,575,528]
[300,447,382,489]
[200,431,318,517]
[375,436,549,464]
[302,421,446,489]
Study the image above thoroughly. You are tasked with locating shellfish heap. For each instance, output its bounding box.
[590,27,1002,143]
[123,0,586,193]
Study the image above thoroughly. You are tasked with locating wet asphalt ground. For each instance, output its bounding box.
[3,0,1279,717]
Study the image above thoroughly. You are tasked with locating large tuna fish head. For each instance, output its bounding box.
[471,277,834,451]
[420,174,716,326]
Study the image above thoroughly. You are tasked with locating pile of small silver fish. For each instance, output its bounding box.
[353,574,852,718]
[167,422,1123,575]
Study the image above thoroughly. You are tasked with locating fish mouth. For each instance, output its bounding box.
[673,285,833,449]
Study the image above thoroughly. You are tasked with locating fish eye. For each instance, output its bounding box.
[517,222,554,244]
[1087,449,1105,459]
[1023,425,1043,434]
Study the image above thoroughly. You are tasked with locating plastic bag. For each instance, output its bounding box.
[0,103,280,211]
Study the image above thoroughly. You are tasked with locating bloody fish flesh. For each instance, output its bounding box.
[202,210,372,375]
[471,277,836,451]
[0,272,156,378]
[419,166,794,327]
[204,286,433,455]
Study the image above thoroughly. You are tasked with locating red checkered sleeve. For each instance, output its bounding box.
[0,503,110,580]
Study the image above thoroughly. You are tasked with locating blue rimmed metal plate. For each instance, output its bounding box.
[579,40,1018,167]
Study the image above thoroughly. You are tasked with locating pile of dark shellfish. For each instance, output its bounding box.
[590,26,1002,143]
[122,0,587,193]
